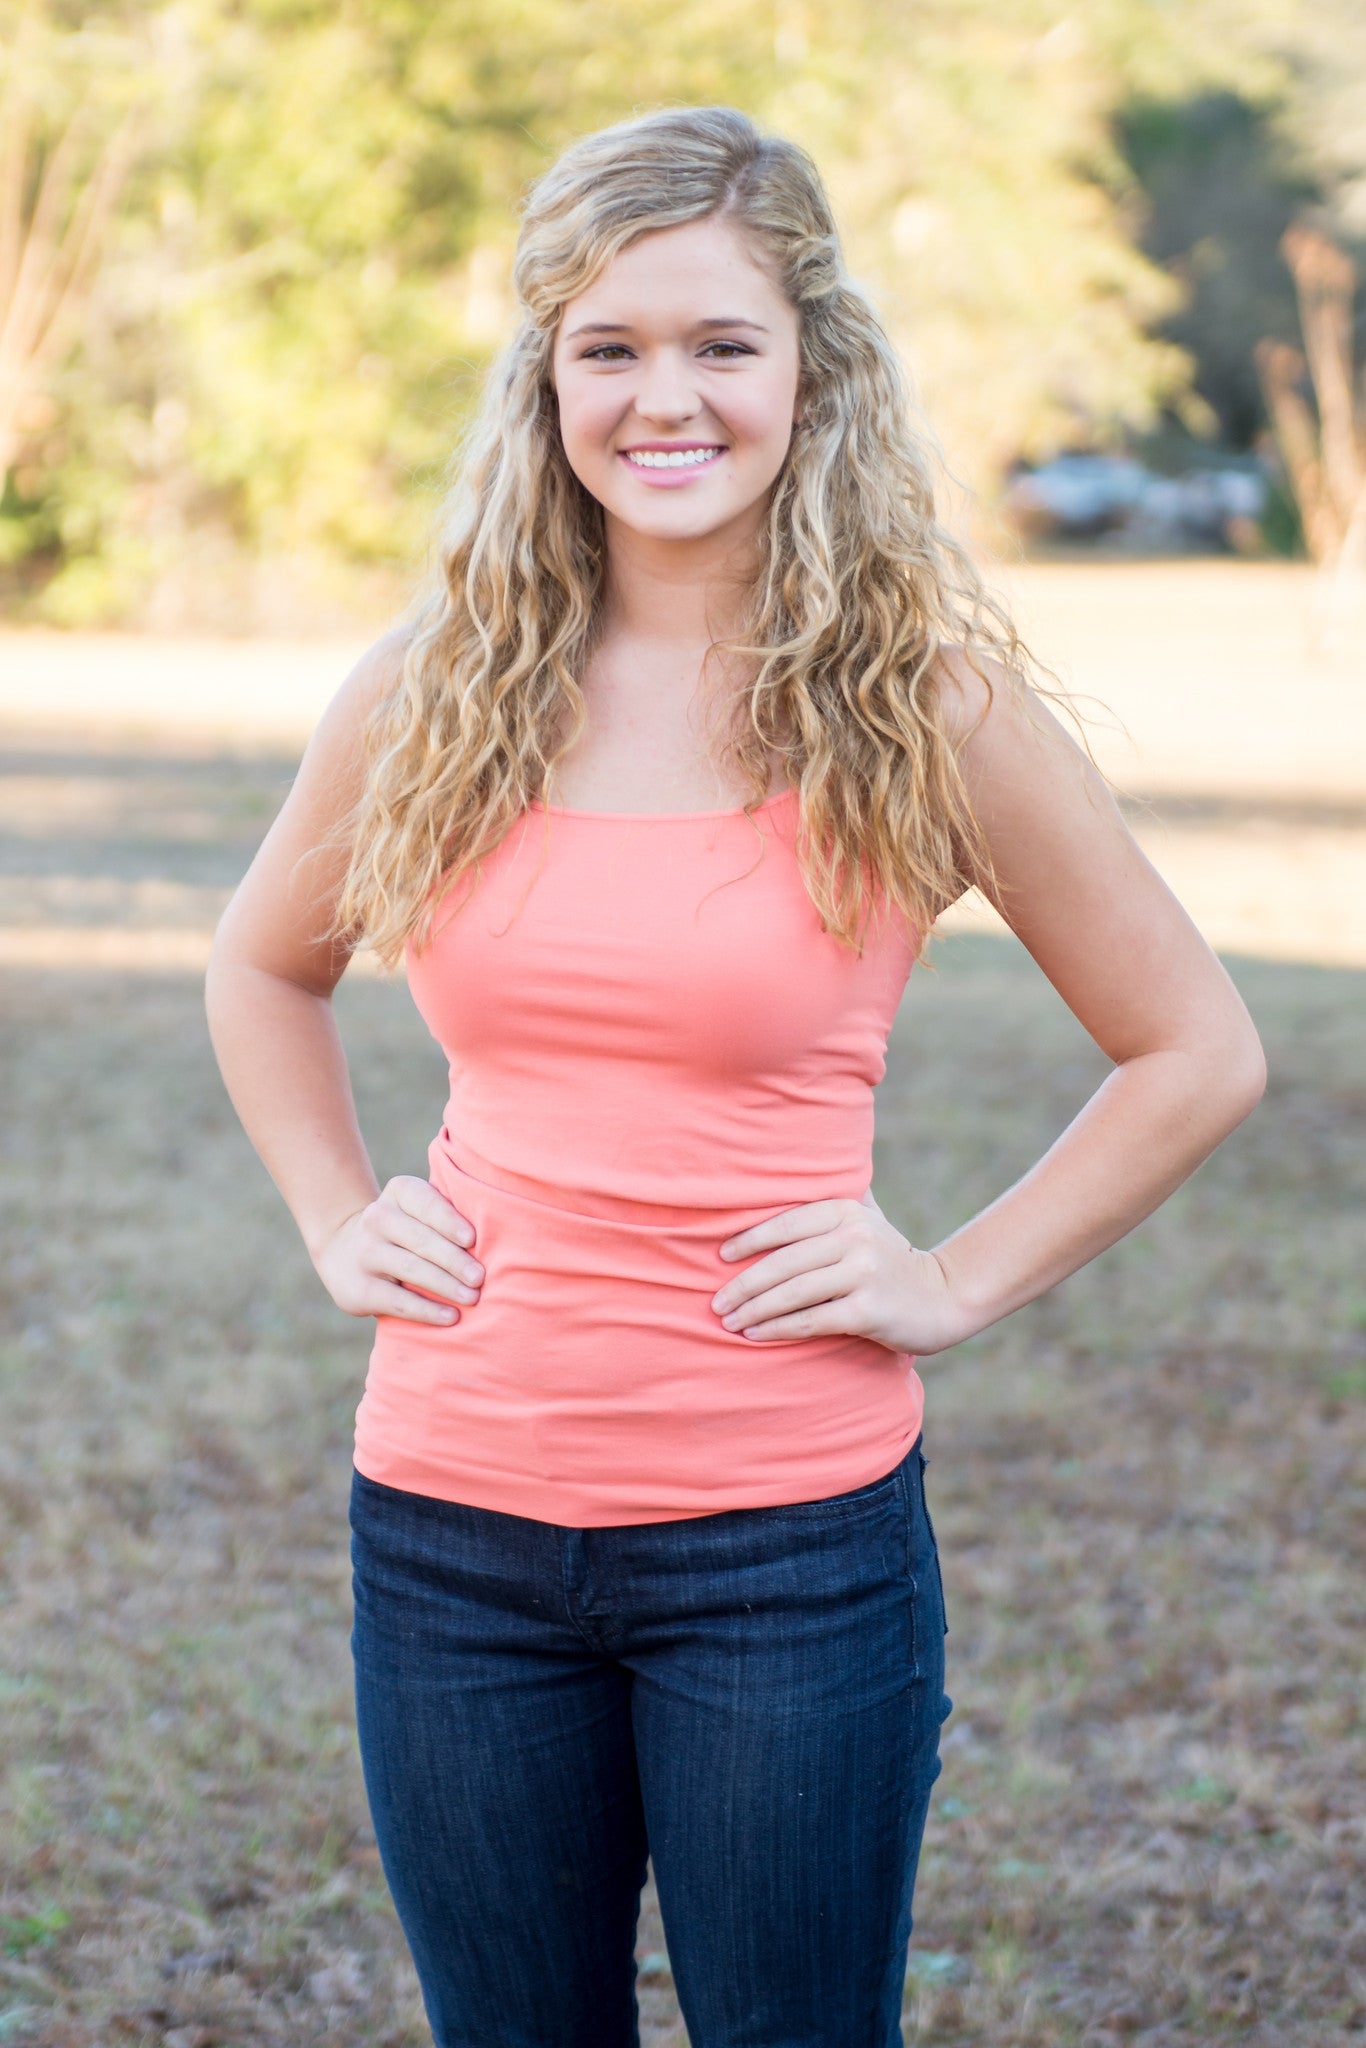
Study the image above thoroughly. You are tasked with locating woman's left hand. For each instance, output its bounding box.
[712,1188,973,1356]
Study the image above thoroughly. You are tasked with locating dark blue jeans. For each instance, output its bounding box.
[349,1438,951,2048]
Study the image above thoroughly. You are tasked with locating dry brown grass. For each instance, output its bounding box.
[882,937,1366,2045]
[0,685,1362,2045]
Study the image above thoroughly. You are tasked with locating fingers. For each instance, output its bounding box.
[712,1226,861,1317]
[373,1177,483,1297]
[729,1303,851,1342]
[717,1260,853,1337]
[386,1209,485,1290]
[388,1174,478,1248]
[718,1198,857,1263]
[381,1244,478,1304]
[712,1199,877,1342]
[368,1278,467,1326]
[317,1176,485,1325]
[329,1262,466,1324]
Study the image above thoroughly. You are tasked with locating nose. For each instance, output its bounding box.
[632,344,704,424]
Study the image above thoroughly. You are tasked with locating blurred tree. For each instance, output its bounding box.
[1113,0,1366,460]
[0,6,142,474]
[166,0,769,574]
[1117,91,1318,448]
[0,1,149,596]
[2,0,1362,624]
[1271,0,1366,236]
[1256,225,1364,577]
[5,0,779,621]
[161,0,1209,579]
[782,0,1220,487]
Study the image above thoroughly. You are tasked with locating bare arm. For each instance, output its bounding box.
[204,627,485,1328]
[710,650,1267,1351]
[921,650,1266,1338]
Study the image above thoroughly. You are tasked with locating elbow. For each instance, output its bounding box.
[1146,1012,1267,1140]
[203,916,268,1031]
[1241,1038,1269,1116]
[1229,1051,1268,1127]
[1208,1019,1268,1131]
[204,920,340,1020]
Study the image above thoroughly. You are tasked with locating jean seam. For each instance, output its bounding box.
[558,1531,614,1655]
[916,1449,949,1638]
[894,1458,920,1680]
[759,1477,902,1521]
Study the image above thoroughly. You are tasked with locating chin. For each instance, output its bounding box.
[621,485,766,526]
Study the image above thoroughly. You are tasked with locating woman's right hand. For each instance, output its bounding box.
[313,1176,484,1325]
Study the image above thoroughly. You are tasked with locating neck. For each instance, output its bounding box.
[599,509,762,648]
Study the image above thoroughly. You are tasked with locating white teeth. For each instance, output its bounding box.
[625,446,723,469]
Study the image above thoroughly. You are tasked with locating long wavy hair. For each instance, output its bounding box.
[337,103,1071,965]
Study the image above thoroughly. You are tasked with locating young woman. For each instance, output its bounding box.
[205,105,1266,2048]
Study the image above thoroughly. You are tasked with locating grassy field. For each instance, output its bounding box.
[0,579,1363,2045]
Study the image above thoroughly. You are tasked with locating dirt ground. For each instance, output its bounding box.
[0,562,1363,2045]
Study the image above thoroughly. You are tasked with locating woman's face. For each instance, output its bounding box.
[551,215,804,554]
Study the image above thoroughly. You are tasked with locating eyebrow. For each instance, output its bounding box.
[564,317,771,341]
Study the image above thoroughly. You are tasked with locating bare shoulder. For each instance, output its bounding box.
[313,621,414,755]
[207,623,416,989]
[925,641,1104,832]
[924,641,996,744]
[348,619,414,694]
[272,622,416,831]
[280,618,418,871]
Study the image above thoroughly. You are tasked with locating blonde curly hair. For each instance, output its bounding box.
[338,102,1059,965]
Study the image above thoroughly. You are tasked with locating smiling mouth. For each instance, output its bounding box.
[621,447,726,470]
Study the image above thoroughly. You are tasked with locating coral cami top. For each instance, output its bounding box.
[352,784,925,1526]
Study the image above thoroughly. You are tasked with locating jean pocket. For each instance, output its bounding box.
[761,1458,905,1523]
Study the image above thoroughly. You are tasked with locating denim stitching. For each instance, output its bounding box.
[917,1449,949,1638]
[894,1456,920,1679]
[758,1465,903,1520]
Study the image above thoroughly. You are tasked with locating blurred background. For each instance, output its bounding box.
[3,0,1366,626]
[0,4,1363,2046]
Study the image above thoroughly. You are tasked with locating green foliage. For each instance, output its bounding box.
[0,0,1359,623]
[1118,89,1322,446]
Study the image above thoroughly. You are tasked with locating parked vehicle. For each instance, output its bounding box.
[1001,452,1271,552]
